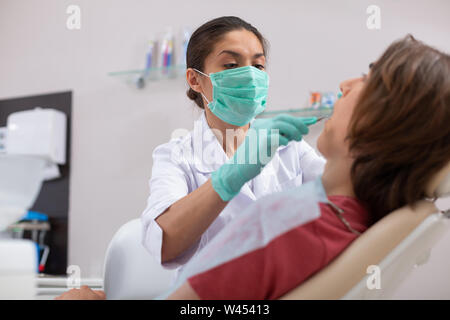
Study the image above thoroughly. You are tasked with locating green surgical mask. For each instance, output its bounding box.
[194,66,269,126]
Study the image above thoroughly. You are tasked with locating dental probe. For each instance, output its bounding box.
[315,115,331,122]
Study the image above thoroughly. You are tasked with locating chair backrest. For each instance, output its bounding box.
[281,162,450,300]
[343,210,449,299]
[103,219,176,300]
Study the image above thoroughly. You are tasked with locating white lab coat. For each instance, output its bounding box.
[141,111,325,281]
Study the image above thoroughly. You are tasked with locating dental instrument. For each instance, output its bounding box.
[316,115,331,122]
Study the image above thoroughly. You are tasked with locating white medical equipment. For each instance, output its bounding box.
[0,108,67,299]
[103,162,450,300]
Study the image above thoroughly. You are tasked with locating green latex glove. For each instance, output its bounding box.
[211,114,317,201]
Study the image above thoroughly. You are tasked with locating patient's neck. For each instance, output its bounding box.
[322,157,355,198]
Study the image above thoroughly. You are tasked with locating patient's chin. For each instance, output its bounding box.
[317,132,328,159]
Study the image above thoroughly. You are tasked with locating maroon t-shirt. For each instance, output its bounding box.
[188,195,369,300]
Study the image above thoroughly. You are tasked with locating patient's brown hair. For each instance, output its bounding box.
[348,35,450,225]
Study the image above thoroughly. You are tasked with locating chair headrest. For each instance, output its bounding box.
[426,161,450,198]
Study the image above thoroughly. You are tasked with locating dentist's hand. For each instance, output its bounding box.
[211,114,317,201]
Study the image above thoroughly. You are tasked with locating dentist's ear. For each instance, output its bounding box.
[186,68,204,94]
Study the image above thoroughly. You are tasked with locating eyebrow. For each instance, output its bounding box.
[218,50,265,59]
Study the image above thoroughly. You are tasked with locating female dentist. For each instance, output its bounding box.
[141,16,325,280]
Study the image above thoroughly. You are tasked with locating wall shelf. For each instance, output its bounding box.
[108,65,186,89]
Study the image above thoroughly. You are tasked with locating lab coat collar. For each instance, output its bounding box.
[191,111,228,173]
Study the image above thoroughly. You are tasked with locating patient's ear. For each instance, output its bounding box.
[166,282,200,300]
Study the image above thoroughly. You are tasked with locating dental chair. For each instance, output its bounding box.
[103,162,450,300]
[103,219,175,299]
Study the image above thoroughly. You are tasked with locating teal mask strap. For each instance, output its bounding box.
[200,92,210,104]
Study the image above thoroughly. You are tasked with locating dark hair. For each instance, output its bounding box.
[186,16,269,109]
[347,35,450,225]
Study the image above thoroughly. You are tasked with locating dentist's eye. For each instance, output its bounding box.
[254,64,265,70]
[224,63,238,69]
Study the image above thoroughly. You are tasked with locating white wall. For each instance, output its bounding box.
[1,0,449,298]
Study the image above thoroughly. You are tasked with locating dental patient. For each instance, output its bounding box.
[56,35,450,300]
